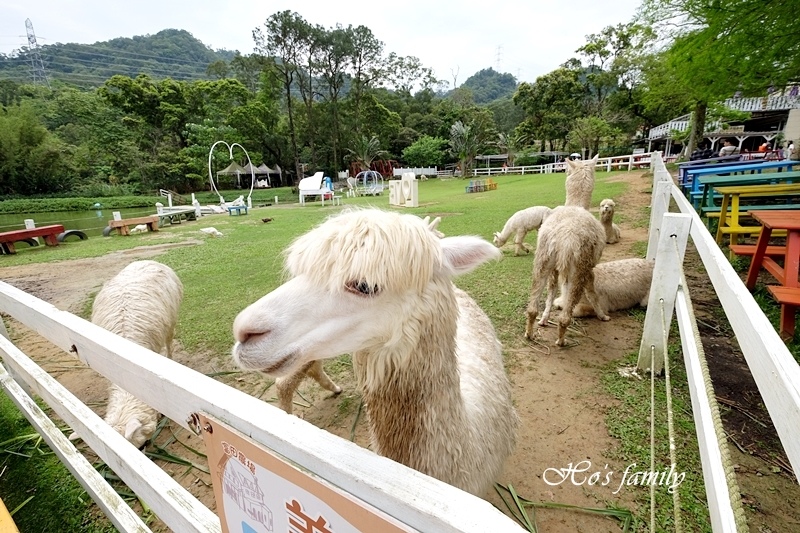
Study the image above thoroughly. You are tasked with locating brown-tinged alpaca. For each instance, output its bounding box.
[599,198,621,244]
[232,209,517,497]
[564,154,599,210]
[525,205,608,346]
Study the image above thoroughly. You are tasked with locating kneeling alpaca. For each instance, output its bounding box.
[525,206,607,346]
[75,260,183,448]
[493,206,551,256]
[554,258,654,317]
[599,199,620,244]
[232,209,517,497]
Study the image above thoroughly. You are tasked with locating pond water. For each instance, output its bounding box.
[0,207,157,238]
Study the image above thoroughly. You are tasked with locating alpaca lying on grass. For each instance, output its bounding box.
[565,154,599,210]
[554,258,654,317]
[232,208,517,496]
[599,198,621,244]
[525,205,607,346]
[70,260,183,448]
[493,206,551,256]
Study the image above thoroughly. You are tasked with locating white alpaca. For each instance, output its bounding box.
[73,260,183,448]
[564,154,599,210]
[232,209,517,496]
[129,224,148,234]
[554,258,654,317]
[493,206,551,256]
[525,205,608,346]
[599,199,621,244]
[274,215,445,414]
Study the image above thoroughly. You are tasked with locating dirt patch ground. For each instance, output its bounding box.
[1,172,798,532]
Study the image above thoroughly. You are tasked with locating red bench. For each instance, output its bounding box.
[0,225,65,255]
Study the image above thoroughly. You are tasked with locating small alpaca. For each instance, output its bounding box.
[129,224,148,234]
[564,154,599,210]
[599,199,621,244]
[200,227,224,237]
[525,205,608,346]
[493,206,552,256]
[232,209,517,496]
[73,260,183,448]
[554,258,654,317]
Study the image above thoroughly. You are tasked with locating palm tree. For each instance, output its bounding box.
[346,135,388,172]
[449,121,479,177]
[496,131,529,167]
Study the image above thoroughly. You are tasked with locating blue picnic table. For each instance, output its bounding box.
[685,160,798,197]
[678,157,769,192]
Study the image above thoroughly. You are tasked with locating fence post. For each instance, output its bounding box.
[646,181,673,261]
[638,213,692,374]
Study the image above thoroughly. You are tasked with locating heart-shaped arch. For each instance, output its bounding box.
[207,141,255,206]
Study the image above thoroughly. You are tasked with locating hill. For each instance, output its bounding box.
[0,29,236,88]
[460,67,518,104]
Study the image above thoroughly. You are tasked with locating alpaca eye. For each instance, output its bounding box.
[346,280,379,296]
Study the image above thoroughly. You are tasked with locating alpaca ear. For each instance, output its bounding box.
[440,236,501,276]
[124,419,142,441]
[591,154,599,162]
[566,158,576,170]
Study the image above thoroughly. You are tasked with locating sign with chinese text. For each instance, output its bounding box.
[199,414,416,533]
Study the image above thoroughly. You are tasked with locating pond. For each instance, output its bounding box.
[0,207,158,238]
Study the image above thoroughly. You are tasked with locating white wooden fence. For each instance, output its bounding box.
[0,284,523,532]
[639,152,800,531]
[469,152,652,177]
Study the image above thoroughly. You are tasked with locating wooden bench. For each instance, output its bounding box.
[766,286,800,339]
[729,244,787,257]
[103,216,159,236]
[0,225,64,254]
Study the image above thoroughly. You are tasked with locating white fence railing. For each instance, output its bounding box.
[469,152,652,177]
[724,96,800,112]
[0,284,523,532]
[640,152,800,530]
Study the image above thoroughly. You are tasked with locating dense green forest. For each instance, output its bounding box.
[0,29,236,87]
[0,4,796,198]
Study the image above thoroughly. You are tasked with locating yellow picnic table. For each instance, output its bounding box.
[714,183,800,246]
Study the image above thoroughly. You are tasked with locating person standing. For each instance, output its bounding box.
[786,140,796,160]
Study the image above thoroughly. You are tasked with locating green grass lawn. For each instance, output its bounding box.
[0,171,718,531]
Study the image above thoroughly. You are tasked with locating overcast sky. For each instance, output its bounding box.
[0,0,642,86]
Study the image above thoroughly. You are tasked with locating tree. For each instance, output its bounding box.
[513,68,584,150]
[402,135,447,167]
[346,135,388,172]
[253,10,308,183]
[567,116,621,157]
[449,121,480,177]
[639,0,800,153]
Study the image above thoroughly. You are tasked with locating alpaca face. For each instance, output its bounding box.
[232,209,501,378]
[599,199,615,216]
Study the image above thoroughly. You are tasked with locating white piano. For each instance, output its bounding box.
[298,172,333,206]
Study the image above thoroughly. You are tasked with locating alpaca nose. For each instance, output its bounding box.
[235,327,272,344]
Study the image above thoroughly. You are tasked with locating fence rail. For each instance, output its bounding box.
[641,152,800,531]
[470,152,652,177]
[0,282,523,532]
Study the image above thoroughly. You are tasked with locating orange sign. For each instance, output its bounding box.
[199,414,416,533]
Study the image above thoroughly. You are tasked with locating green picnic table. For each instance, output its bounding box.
[695,170,800,213]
